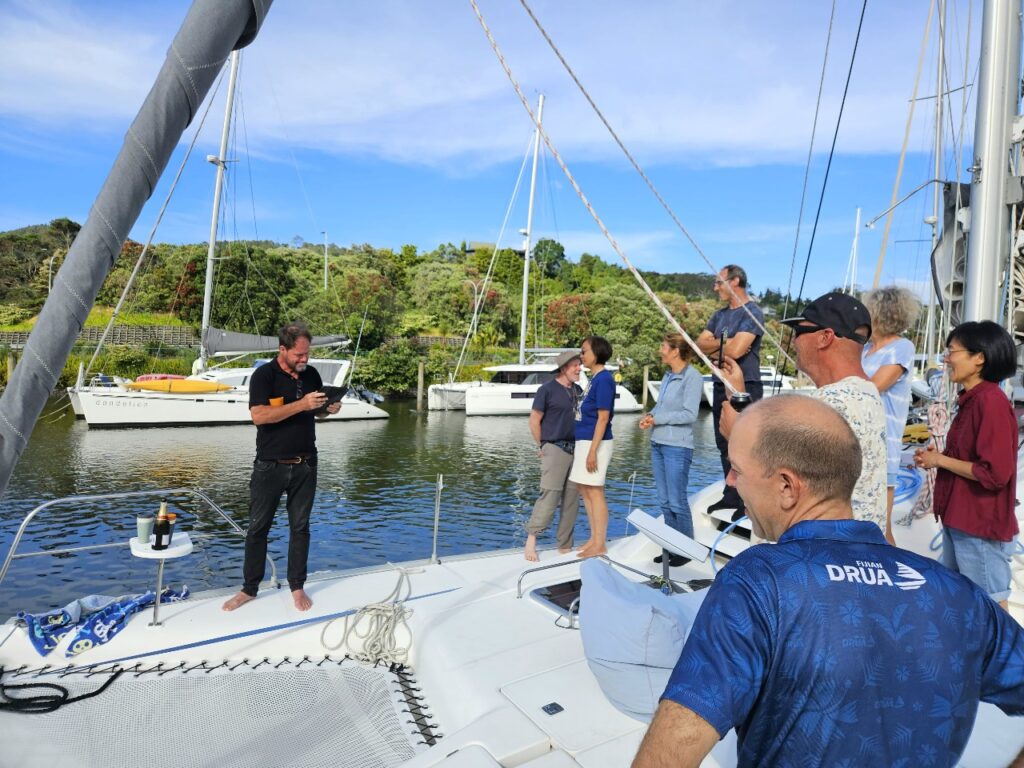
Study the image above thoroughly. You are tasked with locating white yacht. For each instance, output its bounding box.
[69,357,388,427]
[430,351,642,416]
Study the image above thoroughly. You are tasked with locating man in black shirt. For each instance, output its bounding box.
[222,322,340,612]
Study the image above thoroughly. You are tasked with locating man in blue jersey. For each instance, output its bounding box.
[633,395,1024,768]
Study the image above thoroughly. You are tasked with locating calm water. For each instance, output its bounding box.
[0,397,720,617]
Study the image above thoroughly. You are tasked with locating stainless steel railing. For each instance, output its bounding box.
[0,487,278,592]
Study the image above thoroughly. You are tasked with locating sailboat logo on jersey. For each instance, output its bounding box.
[824,560,926,591]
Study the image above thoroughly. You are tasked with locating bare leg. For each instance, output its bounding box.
[524,533,540,562]
[577,485,608,558]
[292,588,312,611]
[576,485,595,552]
[222,591,255,612]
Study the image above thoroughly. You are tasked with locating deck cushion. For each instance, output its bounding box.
[579,559,707,722]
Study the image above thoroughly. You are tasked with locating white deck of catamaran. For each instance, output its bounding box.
[1,482,1022,767]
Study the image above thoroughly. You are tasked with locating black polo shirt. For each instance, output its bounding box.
[249,358,323,461]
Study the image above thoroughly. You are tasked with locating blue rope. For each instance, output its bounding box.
[893,467,923,503]
[710,516,749,574]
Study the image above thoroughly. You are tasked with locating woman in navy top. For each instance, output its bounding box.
[639,333,703,559]
[570,336,615,558]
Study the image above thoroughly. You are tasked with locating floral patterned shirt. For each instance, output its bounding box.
[812,377,888,529]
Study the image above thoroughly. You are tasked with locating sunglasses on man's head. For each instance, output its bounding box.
[789,323,824,337]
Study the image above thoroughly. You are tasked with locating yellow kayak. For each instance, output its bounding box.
[124,379,233,394]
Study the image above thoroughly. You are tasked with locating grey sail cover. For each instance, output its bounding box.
[204,327,350,356]
[0,0,275,498]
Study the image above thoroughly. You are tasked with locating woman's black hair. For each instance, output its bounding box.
[583,335,613,365]
[946,321,1017,382]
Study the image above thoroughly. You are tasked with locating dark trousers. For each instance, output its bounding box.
[712,381,764,506]
[241,458,318,596]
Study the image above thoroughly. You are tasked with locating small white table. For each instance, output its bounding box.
[130,532,193,627]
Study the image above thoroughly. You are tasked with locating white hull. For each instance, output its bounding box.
[69,358,388,427]
[72,388,387,427]
[429,361,643,416]
[465,382,642,416]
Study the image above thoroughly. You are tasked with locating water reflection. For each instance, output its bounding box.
[0,399,720,617]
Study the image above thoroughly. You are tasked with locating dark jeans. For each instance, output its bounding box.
[712,381,764,506]
[241,458,318,596]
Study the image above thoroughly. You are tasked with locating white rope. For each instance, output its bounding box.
[320,567,416,665]
[468,0,738,393]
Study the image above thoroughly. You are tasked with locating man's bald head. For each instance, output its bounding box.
[735,395,862,504]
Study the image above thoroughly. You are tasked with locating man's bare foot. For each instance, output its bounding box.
[577,546,607,559]
[524,534,539,562]
[222,592,255,612]
[557,547,572,554]
[292,589,312,611]
[576,539,594,553]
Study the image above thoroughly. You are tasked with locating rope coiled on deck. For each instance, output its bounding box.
[320,567,415,666]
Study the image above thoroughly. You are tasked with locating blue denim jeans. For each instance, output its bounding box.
[651,441,694,538]
[940,526,1014,602]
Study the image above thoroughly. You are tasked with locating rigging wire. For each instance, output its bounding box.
[514,0,794,374]
[452,134,534,379]
[470,0,740,391]
[780,0,838,331]
[792,0,870,308]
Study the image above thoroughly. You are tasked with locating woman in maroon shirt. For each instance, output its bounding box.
[914,320,1019,608]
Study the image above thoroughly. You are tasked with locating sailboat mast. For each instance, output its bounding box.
[198,50,241,372]
[519,94,545,365]
[964,0,1021,322]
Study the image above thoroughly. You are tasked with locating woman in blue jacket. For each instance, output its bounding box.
[639,333,704,565]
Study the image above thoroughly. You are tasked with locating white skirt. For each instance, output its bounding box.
[569,439,613,486]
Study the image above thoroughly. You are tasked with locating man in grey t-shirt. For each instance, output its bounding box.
[524,351,583,561]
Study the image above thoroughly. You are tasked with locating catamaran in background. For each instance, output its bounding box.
[63,52,387,428]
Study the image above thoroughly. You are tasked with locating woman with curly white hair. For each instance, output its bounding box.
[860,286,921,543]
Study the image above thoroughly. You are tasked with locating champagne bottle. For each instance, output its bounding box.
[153,501,170,551]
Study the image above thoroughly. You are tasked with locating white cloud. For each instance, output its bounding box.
[0,0,977,169]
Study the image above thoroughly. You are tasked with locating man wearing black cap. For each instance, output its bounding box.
[720,292,888,533]
[524,350,583,561]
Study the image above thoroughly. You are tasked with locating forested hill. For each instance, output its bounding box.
[0,220,798,391]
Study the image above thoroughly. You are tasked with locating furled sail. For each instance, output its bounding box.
[203,327,350,357]
[0,0,275,498]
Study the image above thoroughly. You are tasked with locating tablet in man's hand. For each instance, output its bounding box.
[315,385,347,415]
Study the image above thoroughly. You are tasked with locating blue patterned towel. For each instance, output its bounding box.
[15,586,189,658]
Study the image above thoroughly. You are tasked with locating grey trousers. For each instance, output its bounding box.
[525,442,580,549]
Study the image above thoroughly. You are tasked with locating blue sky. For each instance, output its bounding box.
[0,0,980,301]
